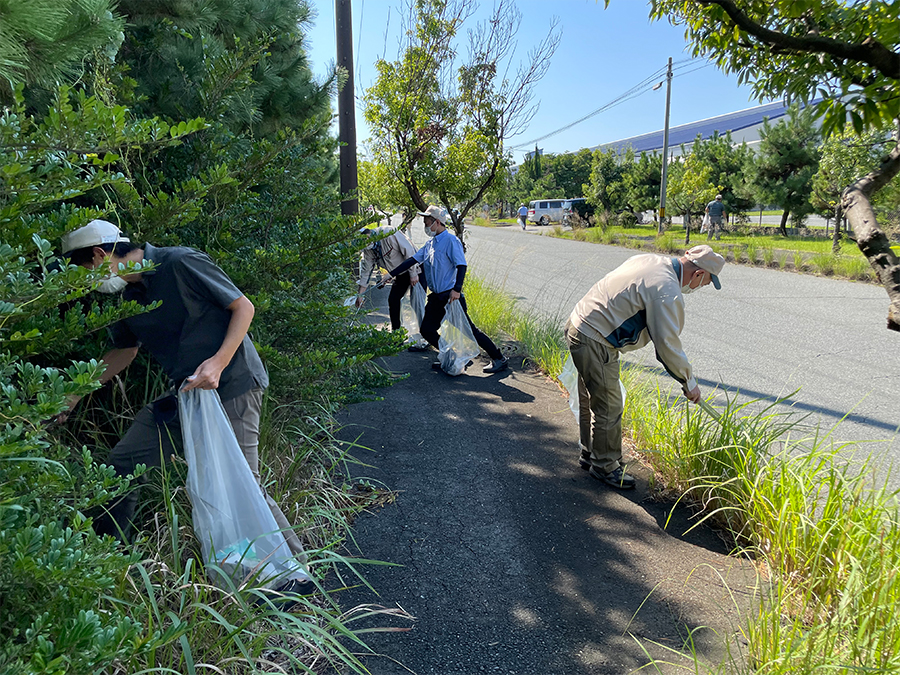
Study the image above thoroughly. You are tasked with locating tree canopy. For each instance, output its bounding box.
[619,0,900,331]
[364,0,559,241]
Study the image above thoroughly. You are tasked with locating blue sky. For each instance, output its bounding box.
[303,0,776,161]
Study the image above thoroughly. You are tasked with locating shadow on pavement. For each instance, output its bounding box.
[332,299,759,675]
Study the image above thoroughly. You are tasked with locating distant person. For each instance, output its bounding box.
[565,245,725,489]
[517,204,528,230]
[382,205,509,374]
[357,224,427,349]
[705,194,727,240]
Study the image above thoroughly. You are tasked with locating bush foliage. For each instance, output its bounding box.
[0,2,403,671]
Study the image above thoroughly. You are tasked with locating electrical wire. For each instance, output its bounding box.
[509,58,710,151]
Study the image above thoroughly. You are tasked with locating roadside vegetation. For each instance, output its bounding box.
[533,218,889,283]
[0,1,407,673]
[465,274,900,674]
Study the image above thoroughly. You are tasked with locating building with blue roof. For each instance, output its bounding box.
[592,99,820,157]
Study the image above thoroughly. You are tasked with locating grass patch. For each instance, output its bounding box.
[466,273,900,674]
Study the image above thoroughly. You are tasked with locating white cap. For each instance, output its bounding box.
[417,205,449,225]
[61,219,130,254]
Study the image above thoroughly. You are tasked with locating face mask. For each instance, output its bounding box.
[681,284,695,295]
[98,275,128,294]
[424,223,436,238]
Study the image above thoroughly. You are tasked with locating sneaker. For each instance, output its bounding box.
[579,449,591,470]
[431,360,443,371]
[250,577,316,611]
[482,357,509,374]
[407,343,430,352]
[589,465,636,490]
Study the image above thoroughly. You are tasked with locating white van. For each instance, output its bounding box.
[528,198,566,225]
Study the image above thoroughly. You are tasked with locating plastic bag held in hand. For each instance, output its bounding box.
[400,282,427,345]
[437,300,480,376]
[558,352,627,421]
[179,389,309,589]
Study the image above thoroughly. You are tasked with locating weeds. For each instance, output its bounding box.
[762,246,775,267]
[809,252,836,275]
[466,275,900,675]
[745,241,758,265]
[792,250,806,271]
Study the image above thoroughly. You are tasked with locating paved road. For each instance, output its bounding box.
[463,225,899,478]
[336,336,757,675]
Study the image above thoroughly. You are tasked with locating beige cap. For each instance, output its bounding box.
[417,205,449,225]
[61,219,130,254]
[685,244,725,289]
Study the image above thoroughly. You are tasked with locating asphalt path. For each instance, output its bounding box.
[335,318,757,674]
[463,224,899,480]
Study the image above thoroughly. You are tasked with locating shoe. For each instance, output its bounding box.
[579,449,591,470]
[482,357,509,374]
[589,465,636,490]
[250,576,316,611]
[431,360,443,371]
[407,344,430,352]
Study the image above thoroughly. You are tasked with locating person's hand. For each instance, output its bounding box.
[355,294,365,308]
[410,277,419,287]
[683,385,701,404]
[376,274,392,289]
[182,356,227,391]
[448,289,461,304]
[53,394,83,424]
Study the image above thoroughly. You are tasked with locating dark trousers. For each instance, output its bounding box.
[419,291,503,360]
[388,272,427,330]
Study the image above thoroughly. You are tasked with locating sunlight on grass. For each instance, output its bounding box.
[466,273,900,674]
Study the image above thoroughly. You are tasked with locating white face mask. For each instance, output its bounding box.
[681,283,695,295]
[424,223,437,238]
[98,275,128,294]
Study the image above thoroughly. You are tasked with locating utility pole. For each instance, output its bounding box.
[336,0,358,215]
[657,57,672,236]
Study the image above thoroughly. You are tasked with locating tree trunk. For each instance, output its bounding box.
[779,209,789,236]
[684,212,691,246]
[832,204,842,254]
[842,133,900,332]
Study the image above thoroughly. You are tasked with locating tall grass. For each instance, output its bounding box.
[809,252,836,275]
[466,274,900,674]
[66,368,412,673]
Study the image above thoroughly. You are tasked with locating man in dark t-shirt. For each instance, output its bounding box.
[61,220,305,561]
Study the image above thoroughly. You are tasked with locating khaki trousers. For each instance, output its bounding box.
[99,387,306,561]
[565,321,623,474]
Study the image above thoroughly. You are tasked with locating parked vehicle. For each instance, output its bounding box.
[528,199,566,225]
[562,198,595,225]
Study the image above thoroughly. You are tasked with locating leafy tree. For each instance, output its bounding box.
[622,150,662,222]
[117,0,332,138]
[358,159,417,223]
[0,0,124,104]
[666,152,720,242]
[586,148,629,216]
[544,148,593,199]
[747,105,821,235]
[363,0,559,244]
[688,131,755,217]
[812,130,895,251]
[619,0,900,329]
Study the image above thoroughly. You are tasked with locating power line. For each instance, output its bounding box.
[509,58,708,151]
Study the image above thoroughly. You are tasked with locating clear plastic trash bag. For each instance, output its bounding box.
[438,300,480,376]
[179,389,309,589]
[401,282,427,346]
[558,352,627,421]
[700,213,711,233]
